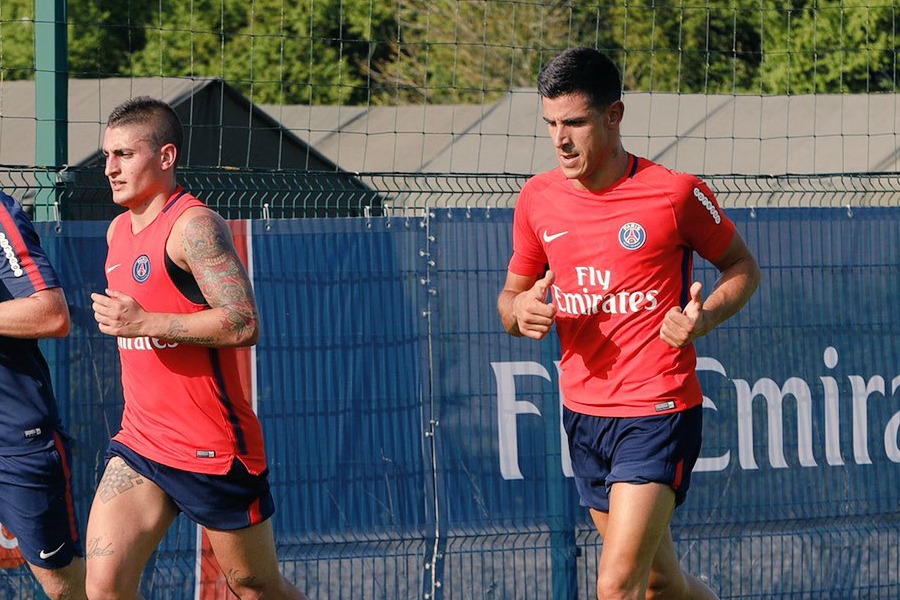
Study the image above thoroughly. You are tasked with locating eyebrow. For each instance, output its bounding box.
[542,115,589,125]
[102,137,152,153]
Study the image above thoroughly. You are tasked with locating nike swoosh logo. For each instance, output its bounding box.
[39,542,65,560]
[106,263,121,274]
[542,230,569,243]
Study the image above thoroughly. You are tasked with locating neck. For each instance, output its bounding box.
[577,146,630,191]
[128,185,179,231]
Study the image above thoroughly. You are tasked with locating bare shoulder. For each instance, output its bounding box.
[106,212,127,244]
[169,206,236,268]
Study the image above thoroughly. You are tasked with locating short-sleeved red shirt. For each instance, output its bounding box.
[509,155,736,417]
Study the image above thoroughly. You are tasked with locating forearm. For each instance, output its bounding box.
[139,306,259,347]
[701,257,760,334]
[498,290,524,336]
[0,289,70,338]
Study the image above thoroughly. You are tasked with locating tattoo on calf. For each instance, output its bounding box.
[227,568,259,588]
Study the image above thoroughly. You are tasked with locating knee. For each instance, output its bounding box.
[596,569,688,600]
[226,575,305,600]
[225,578,270,600]
[85,571,130,600]
[84,581,116,600]
[33,561,87,600]
[645,569,688,600]
[596,567,645,600]
[38,580,72,600]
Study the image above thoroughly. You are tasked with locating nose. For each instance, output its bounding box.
[104,155,118,178]
[551,125,568,149]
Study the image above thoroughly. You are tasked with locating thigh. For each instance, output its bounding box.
[595,482,676,581]
[85,456,178,592]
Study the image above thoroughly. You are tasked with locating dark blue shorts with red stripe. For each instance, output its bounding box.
[562,405,703,512]
[106,440,275,530]
[0,431,82,569]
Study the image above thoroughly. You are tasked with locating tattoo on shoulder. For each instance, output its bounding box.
[182,214,232,262]
[98,459,145,504]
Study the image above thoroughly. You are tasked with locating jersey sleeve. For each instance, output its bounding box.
[507,181,548,276]
[676,177,736,262]
[0,192,60,299]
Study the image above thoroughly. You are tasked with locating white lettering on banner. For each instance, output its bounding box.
[491,347,900,480]
[693,357,730,473]
[0,524,18,550]
[490,361,572,480]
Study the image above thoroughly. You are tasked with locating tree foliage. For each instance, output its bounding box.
[759,0,898,94]
[0,0,36,79]
[366,1,579,103]
[1,0,898,103]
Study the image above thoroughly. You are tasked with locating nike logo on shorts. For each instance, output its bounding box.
[39,542,65,560]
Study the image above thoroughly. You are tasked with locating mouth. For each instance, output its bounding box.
[558,153,579,168]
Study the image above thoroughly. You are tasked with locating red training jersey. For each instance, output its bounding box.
[508,155,736,417]
[105,188,267,475]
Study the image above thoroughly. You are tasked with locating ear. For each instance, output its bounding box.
[606,99,625,126]
[159,143,178,171]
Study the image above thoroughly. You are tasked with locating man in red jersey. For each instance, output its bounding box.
[88,97,307,599]
[498,48,760,600]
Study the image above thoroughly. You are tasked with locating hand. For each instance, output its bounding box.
[91,289,148,338]
[660,281,708,348]
[512,270,557,339]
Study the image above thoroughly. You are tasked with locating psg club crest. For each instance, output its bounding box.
[132,254,151,283]
[618,222,646,250]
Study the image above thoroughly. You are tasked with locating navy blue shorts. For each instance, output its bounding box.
[563,405,703,512]
[106,441,275,531]
[0,432,83,569]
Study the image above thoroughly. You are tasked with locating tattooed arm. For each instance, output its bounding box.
[91,207,260,347]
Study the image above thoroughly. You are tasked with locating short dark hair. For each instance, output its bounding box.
[107,96,184,158]
[537,47,622,111]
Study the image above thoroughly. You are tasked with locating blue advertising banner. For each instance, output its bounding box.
[8,206,895,599]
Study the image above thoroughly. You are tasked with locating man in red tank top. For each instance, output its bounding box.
[498,48,761,599]
[87,96,307,600]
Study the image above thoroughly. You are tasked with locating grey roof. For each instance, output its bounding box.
[0,77,338,171]
[2,78,899,177]
[622,93,900,176]
[1,78,201,167]
[264,91,900,176]
[260,90,548,174]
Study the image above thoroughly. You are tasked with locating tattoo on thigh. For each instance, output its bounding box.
[86,536,114,559]
[98,459,145,503]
